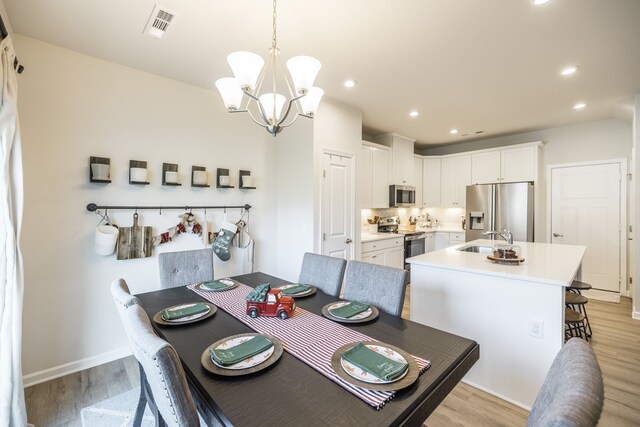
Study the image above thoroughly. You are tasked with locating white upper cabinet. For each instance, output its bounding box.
[423,158,441,207]
[413,156,424,207]
[441,155,471,207]
[471,151,501,184]
[501,145,537,182]
[360,142,390,209]
[374,133,415,185]
[472,144,538,184]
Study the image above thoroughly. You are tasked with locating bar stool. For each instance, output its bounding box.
[567,280,593,338]
[564,308,587,342]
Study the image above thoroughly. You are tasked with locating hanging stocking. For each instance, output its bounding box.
[212,222,237,261]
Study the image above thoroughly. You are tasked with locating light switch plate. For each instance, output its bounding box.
[528,318,544,339]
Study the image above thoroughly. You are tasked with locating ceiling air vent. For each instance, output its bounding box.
[144,4,176,38]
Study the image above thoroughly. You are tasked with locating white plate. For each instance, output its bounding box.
[340,344,409,384]
[161,303,211,323]
[328,301,373,320]
[277,284,312,296]
[198,278,236,292]
[211,335,275,370]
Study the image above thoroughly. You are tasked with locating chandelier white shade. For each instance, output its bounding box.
[214,78,243,110]
[214,0,323,136]
[286,56,321,94]
[227,51,265,91]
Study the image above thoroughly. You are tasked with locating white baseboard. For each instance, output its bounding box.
[23,347,131,388]
[461,379,532,412]
[582,289,620,303]
[633,311,640,320]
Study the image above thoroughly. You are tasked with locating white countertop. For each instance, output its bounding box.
[411,227,465,233]
[361,233,405,243]
[407,239,586,286]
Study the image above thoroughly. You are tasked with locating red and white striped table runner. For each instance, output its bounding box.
[188,283,431,409]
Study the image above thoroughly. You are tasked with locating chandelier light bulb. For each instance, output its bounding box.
[227,51,265,92]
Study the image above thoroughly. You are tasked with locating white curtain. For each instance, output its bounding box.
[0,35,26,427]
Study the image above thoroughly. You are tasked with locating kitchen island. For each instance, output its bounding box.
[407,239,586,409]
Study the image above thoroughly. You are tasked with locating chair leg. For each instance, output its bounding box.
[133,363,148,427]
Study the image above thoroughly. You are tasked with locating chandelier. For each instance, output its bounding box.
[214,0,324,136]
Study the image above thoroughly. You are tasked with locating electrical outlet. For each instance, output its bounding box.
[528,318,544,339]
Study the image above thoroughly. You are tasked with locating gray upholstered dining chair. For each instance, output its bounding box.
[158,248,214,289]
[343,260,407,316]
[123,303,202,427]
[298,252,347,296]
[527,338,604,427]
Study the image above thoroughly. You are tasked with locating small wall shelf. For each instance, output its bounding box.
[129,160,150,185]
[162,163,181,186]
[89,156,111,183]
[216,168,234,188]
[239,170,256,189]
[191,165,210,188]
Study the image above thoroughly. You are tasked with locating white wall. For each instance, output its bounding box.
[275,119,314,282]
[13,35,281,380]
[313,98,363,259]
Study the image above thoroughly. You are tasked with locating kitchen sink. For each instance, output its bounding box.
[457,245,494,254]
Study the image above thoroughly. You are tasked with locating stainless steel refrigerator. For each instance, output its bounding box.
[465,182,534,242]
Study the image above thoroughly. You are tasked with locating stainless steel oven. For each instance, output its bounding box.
[404,233,426,262]
[389,185,416,208]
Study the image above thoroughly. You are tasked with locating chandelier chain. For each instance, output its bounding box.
[272,0,277,50]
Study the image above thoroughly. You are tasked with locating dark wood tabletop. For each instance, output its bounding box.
[136,272,479,427]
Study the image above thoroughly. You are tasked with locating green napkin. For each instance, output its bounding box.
[201,279,231,290]
[341,342,409,381]
[210,335,274,366]
[329,301,370,318]
[162,303,209,321]
[280,284,311,296]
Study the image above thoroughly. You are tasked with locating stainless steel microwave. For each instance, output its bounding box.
[389,185,416,207]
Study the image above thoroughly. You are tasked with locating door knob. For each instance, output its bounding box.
[553,233,564,237]
[345,238,353,244]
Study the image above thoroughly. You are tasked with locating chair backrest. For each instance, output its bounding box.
[527,338,604,427]
[110,278,139,317]
[343,260,407,316]
[123,304,200,427]
[298,252,347,297]
[158,249,214,289]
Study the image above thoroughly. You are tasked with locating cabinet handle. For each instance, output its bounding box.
[553,233,564,237]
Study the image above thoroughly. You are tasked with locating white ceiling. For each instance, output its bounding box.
[4,0,640,147]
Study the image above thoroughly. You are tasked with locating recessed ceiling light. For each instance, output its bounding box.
[450,129,458,135]
[560,66,578,76]
[343,79,356,88]
[531,0,550,5]
[409,111,419,118]
[573,102,587,110]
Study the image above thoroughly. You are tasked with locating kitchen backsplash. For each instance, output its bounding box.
[361,207,466,230]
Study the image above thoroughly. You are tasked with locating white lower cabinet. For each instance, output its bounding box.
[361,237,404,269]
[434,231,466,250]
[425,233,436,253]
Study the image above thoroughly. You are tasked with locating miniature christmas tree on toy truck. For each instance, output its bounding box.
[245,284,296,319]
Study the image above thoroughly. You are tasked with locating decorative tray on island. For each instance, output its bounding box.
[487,244,525,265]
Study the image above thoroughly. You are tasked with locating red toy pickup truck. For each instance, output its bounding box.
[246,284,296,319]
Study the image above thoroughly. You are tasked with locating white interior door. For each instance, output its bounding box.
[550,162,622,293]
[322,153,353,260]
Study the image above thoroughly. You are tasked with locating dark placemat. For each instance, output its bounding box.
[201,333,283,377]
[331,341,420,392]
[153,303,217,326]
[321,302,380,324]
[197,279,240,292]
[276,285,317,298]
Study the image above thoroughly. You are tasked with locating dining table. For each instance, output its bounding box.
[135,272,479,426]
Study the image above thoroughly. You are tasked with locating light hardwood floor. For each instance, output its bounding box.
[25,290,640,426]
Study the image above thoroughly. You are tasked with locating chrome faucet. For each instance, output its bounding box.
[483,229,513,245]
